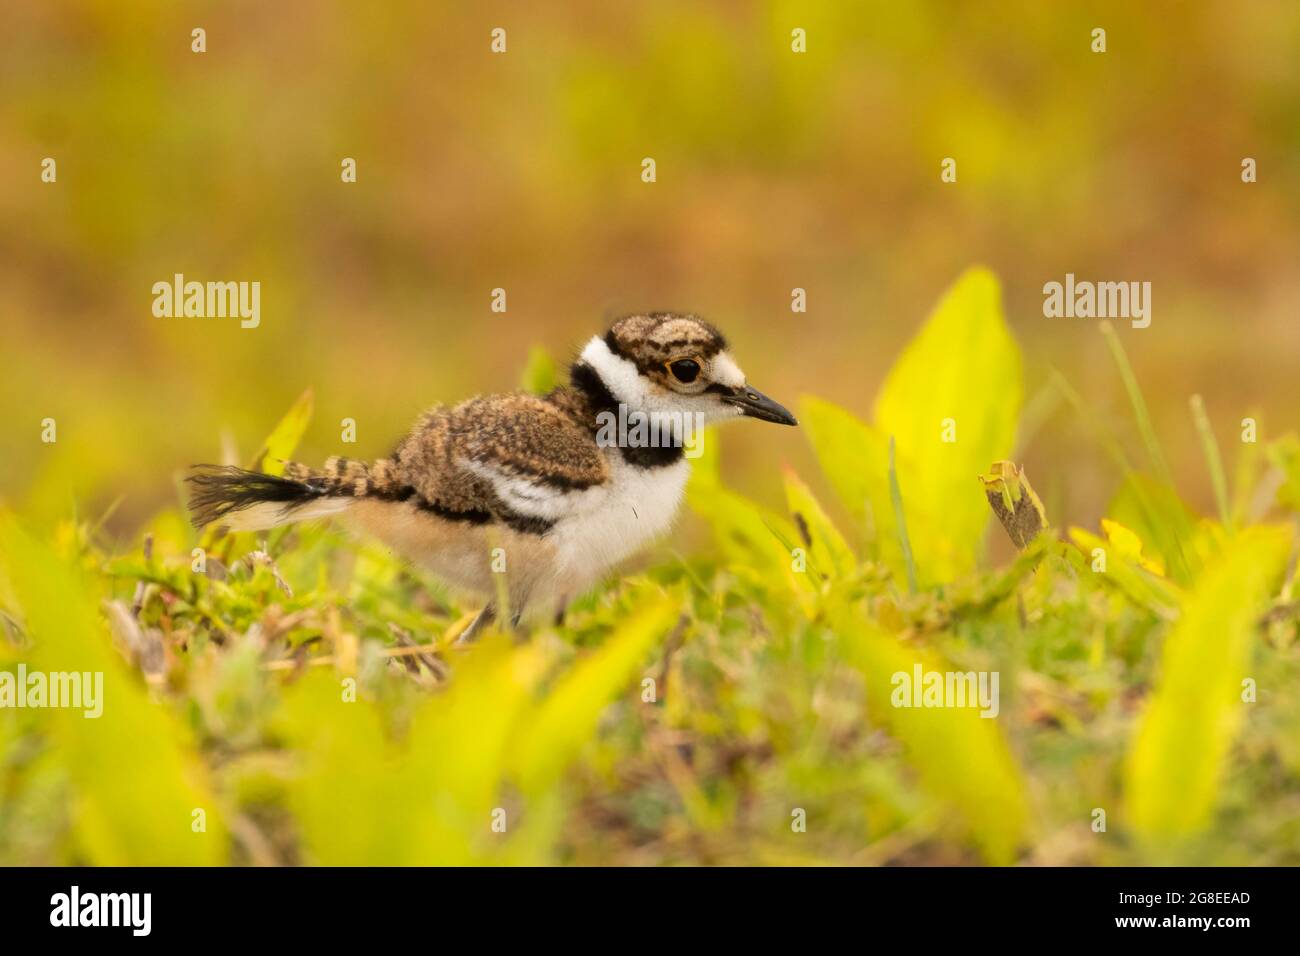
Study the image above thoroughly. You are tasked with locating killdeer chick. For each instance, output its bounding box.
[188,313,797,638]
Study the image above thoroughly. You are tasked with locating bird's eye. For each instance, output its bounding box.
[668,359,701,384]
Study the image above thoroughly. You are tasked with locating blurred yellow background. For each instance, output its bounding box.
[3,0,1298,538]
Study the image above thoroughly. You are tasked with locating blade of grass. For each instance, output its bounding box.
[1051,364,1193,582]
[1048,367,1135,475]
[888,436,918,594]
[1189,394,1232,533]
[1013,380,1063,457]
[1099,321,1174,488]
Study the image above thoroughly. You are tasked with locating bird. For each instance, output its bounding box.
[187,312,797,639]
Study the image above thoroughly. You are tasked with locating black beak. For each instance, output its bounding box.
[722,385,799,426]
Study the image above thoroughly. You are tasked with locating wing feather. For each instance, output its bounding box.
[393,394,607,525]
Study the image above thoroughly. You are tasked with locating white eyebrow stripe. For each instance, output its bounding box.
[579,335,650,406]
[711,351,746,388]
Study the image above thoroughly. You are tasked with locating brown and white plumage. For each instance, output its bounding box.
[187,313,796,630]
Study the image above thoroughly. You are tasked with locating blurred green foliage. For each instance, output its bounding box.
[4,0,1300,536]
[4,269,1299,866]
[803,267,1021,585]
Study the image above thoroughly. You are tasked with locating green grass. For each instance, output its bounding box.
[3,269,1300,866]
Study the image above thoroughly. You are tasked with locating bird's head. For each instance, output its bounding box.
[575,312,798,428]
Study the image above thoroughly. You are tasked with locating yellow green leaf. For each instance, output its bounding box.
[1101,518,1164,575]
[510,597,676,794]
[275,670,414,865]
[1266,433,1300,512]
[800,395,891,557]
[0,514,225,864]
[831,601,1029,864]
[1068,526,1182,619]
[688,442,802,580]
[782,467,856,579]
[252,387,314,477]
[1125,524,1293,842]
[279,636,548,865]
[1107,474,1198,584]
[520,346,559,395]
[874,267,1022,582]
[803,268,1022,586]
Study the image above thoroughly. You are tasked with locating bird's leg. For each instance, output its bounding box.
[456,596,527,646]
[455,603,526,644]
[455,604,495,645]
[553,597,569,628]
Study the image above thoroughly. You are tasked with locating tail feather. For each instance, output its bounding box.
[187,455,406,531]
[187,464,341,531]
